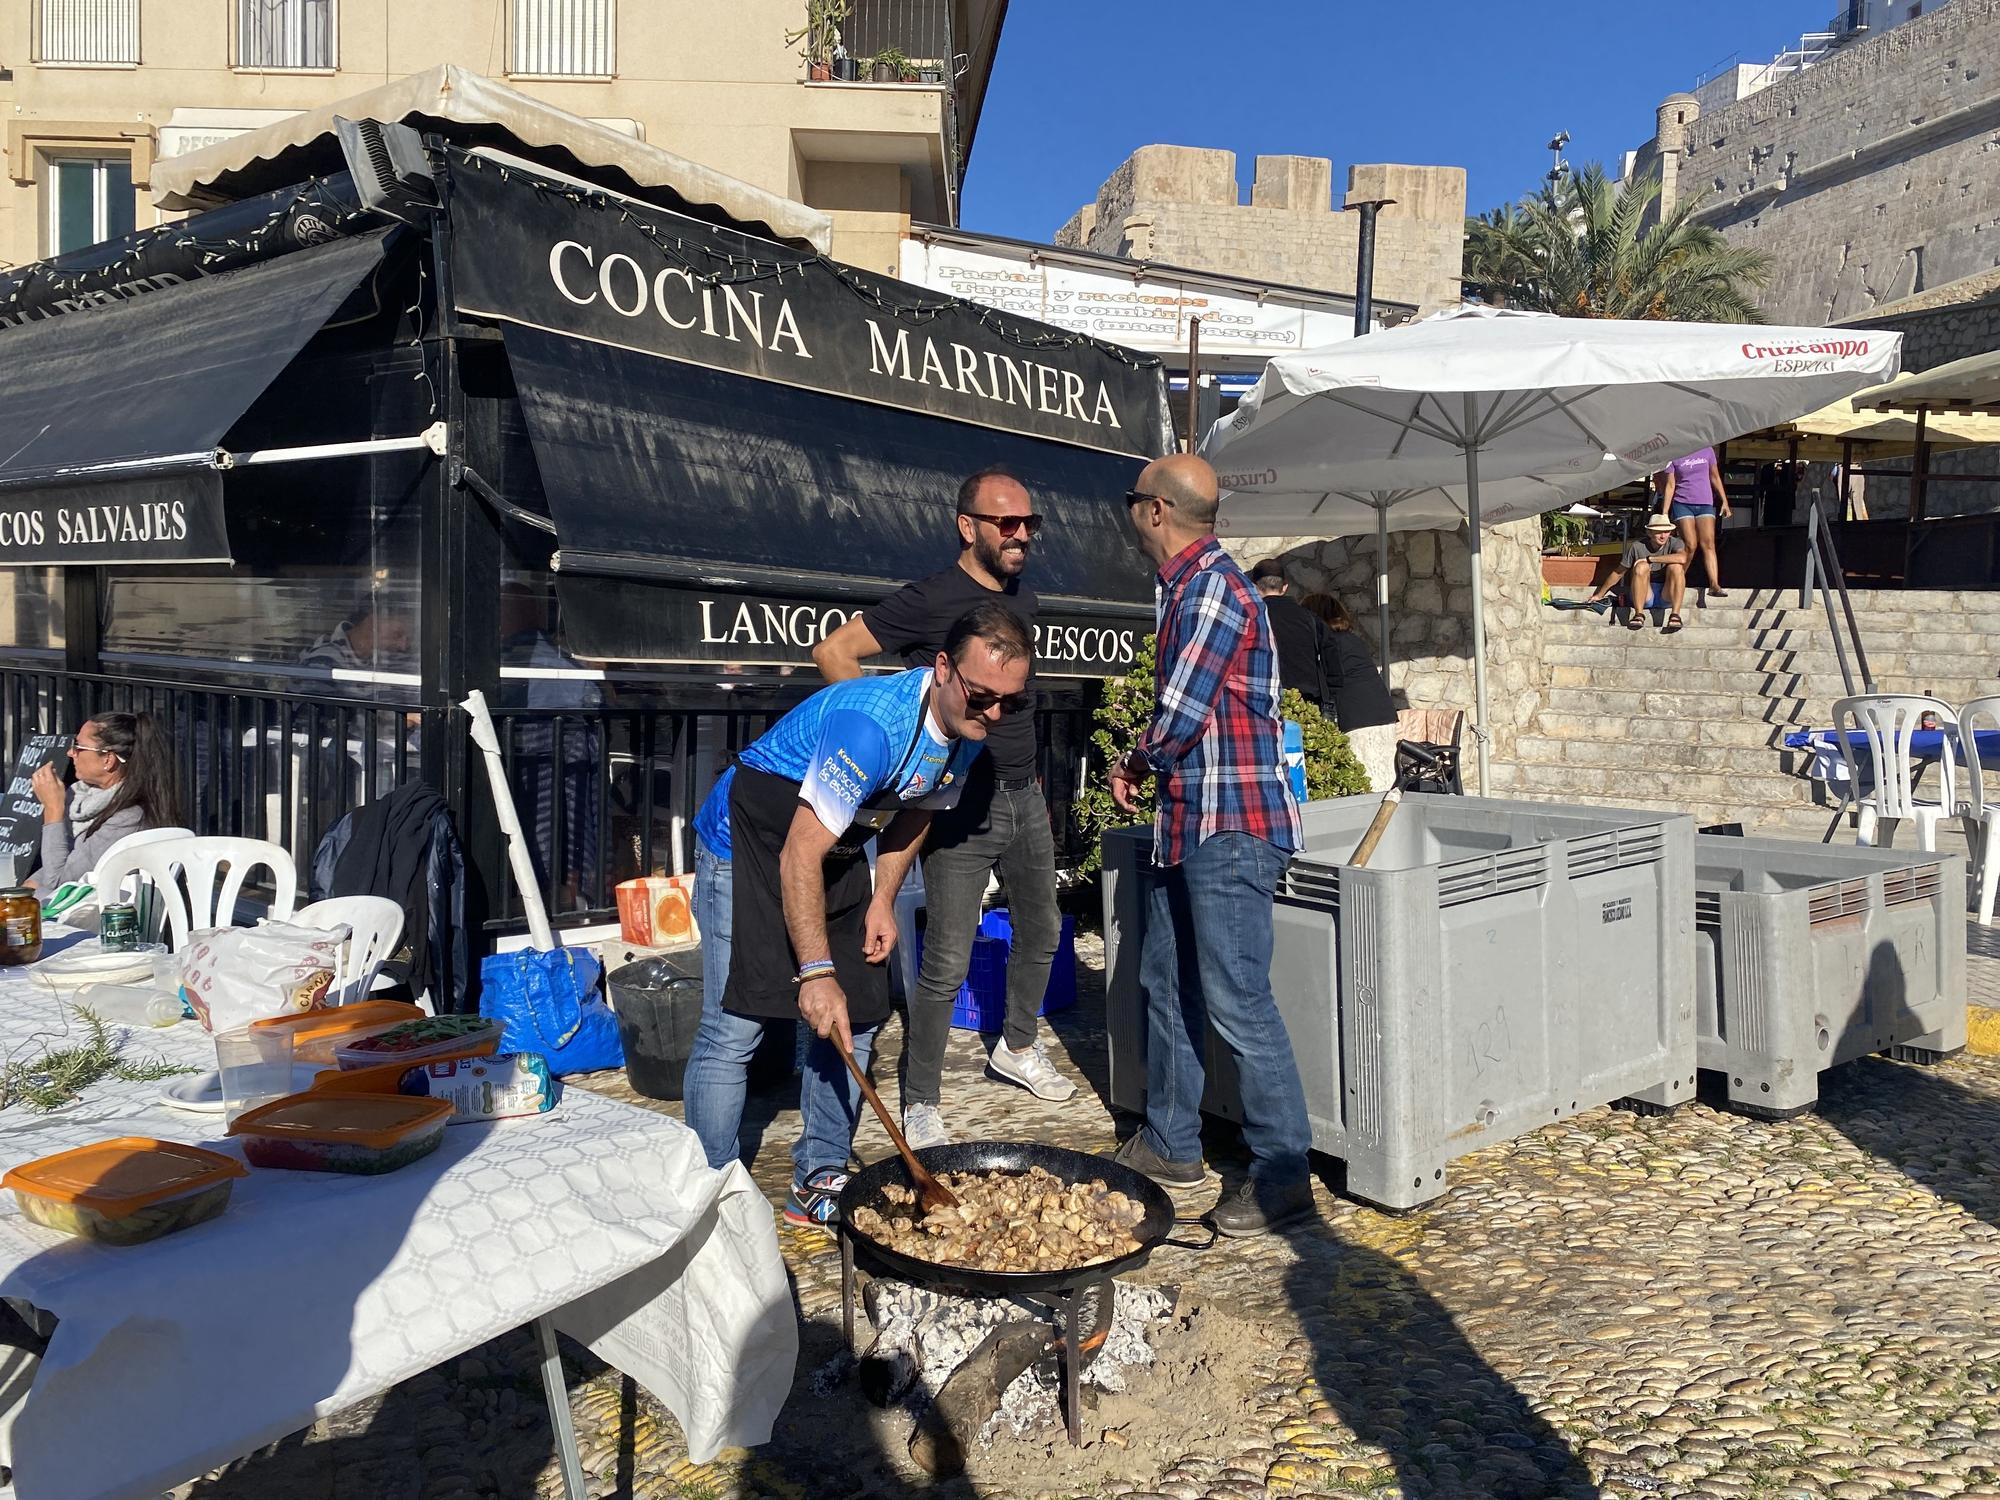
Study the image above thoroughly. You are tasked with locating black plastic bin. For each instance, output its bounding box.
[609,959,704,1101]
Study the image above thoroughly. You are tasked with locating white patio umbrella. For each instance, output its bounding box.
[1202,309,1902,791]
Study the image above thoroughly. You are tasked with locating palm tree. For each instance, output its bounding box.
[1463,164,1773,322]
[1461,203,1545,309]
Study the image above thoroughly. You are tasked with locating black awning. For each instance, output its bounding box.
[504,323,1156,619]
[0,230,391,566]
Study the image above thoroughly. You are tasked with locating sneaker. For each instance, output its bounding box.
[1111,1132,1207,1190]
[987,1039,1078,1102]
[783,1167,849,1227]
[1209,1178,1317,1239]
[902,1103,952,1150]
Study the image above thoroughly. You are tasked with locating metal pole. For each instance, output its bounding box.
[1840,437,1854,520]
[1462,395,1491,796]
[535,1314,588,1500]
[1351,201,1386,337]
[1183,317,1201,453]
[1912,406,1931,522]
[1375,502,1392,681]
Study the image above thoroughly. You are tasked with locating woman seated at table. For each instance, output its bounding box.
[26,712,181,890]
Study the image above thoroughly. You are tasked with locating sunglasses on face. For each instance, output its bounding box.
[966,511,1043,538]
[956,681,1033,715]
[1124,489,1166,509]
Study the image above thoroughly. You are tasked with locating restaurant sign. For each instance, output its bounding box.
[557,578,1144,679]
[0,473,232,567]
[446,159,1170,460]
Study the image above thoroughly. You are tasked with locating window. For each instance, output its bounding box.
[47,155,134,255]
[510,0,615,78]
[237,0,336,69]
[36,0,139,64]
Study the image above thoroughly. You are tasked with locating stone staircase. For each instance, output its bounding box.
[1488,586,2000,839]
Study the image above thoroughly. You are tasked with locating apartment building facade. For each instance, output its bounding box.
[0,0,1002,272]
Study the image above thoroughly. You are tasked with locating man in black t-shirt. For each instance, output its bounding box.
[814,466,1076,1146]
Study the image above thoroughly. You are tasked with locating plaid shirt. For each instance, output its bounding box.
[1137,536,1301,866]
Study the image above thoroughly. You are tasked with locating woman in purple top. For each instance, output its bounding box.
[1660,445,1732,597]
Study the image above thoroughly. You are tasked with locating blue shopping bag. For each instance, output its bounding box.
[479,947,624,1076]
[1283,719,1308,804]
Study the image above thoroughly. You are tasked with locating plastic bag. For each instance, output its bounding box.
[479,947,623,1077]
[179,921,348,1033]
[1282,719,1308,804]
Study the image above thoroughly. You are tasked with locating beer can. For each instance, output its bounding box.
[100,903,140,952]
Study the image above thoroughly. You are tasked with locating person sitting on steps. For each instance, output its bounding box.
[1583,515,1689,634]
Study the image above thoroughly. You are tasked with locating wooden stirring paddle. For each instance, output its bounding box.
[832,1031,959,1213]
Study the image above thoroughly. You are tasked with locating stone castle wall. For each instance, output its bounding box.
[1052,147,1467,314]
[1651,0,2000,327]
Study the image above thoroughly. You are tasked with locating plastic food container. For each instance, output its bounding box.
[312,1050,559,1122]
[228,1093,453,1174]
[251,1000,425,1065]
[3,1137,247,1246]
[333,1015,503,1071]
[29,942,168,994]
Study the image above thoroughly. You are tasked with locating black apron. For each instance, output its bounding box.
[722,701,941,1026]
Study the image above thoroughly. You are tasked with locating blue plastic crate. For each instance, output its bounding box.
[913,907,1078,1033]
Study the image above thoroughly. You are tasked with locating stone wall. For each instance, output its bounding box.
[1225,519,1548,770]
[1052,146,1467,314]
[1640,0,2000,327]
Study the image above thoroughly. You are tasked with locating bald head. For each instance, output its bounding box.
[1136,453,1221,530]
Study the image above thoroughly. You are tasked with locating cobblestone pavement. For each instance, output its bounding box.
[178,932,2000,1500]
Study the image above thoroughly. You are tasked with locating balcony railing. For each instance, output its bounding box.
[37,0,139,64]
[841,0,952,76]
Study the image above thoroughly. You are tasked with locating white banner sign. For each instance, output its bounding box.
[899,240,1357,359]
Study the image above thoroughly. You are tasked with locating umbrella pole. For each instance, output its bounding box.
[1376,503,1392,682]
[1462,396,1491,796]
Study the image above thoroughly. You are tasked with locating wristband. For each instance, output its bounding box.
[794,959,837,986]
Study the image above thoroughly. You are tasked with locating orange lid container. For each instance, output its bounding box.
[250,1001,423,1049]
[3,1137,246,1218]
[228,1092,452,1146]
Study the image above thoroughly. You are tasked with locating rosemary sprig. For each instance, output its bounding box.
[0,1005,196,1113]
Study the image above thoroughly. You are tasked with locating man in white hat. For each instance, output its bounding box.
[1584,514,1690,634]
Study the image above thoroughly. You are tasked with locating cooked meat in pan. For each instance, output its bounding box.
[849,1165,1147,1273]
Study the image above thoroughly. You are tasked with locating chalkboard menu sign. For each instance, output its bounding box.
[0,733,71,885]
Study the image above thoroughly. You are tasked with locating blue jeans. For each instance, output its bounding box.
[684,840,877,1188]
[1139,831,1311,1187]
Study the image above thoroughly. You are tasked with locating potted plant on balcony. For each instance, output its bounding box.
[832,45,857,80]
[786,0,850,82]
[870,46,908,83]
[917,61,944,83]
[1540,508,1603,588]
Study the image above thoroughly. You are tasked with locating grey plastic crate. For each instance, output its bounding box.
[1693,834,1966,1118]
[1103,795,1697,1210]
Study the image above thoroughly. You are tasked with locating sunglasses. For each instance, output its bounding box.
[1124,489,1167,508]
[957,682,1034,716]
[965,511,1043,538]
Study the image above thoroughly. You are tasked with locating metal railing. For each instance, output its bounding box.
[237,0,336,70]
[842,0,952,73]
[0,665,1102,933]
[36,0,139,63]
[1801,496,1876,700]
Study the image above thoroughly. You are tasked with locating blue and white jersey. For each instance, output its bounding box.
[693,668,985,860]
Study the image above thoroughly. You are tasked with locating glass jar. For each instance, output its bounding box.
[0,888,43,966]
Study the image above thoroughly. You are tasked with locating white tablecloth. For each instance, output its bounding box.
[0,942,796,1500]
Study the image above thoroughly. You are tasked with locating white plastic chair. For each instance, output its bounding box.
[80,826,195,940]
[121,835,298,949]
[1831,694,1961,852]
[291,895,405,1004]
[1957,696,2000,924]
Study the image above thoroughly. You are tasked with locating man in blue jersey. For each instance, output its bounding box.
[684,602,1035,1224]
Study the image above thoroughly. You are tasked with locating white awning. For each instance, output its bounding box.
[153,64,833,254]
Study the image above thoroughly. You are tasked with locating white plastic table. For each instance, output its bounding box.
[0,939,796,1500]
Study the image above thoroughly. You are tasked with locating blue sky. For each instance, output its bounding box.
[963,0,1832,239]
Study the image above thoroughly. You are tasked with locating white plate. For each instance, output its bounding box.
[160,1071,226,1113]
[30,944,166,993]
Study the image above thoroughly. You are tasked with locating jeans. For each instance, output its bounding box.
[902,783,1061,1108]
[1139,830,1311,1187]
[683,840,877,1187]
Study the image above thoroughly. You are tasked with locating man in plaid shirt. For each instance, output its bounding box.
[1108,453,1317,1238]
